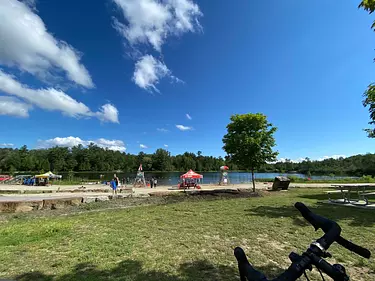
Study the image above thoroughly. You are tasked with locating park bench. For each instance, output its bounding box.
[325,190,349,203]
[327,184,375,206]
[360,192,375,205]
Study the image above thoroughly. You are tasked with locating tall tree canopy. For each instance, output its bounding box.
[360,0,375,136]
[223,113,278,191]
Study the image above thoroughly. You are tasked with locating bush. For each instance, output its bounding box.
[361,175,375,182]
[287,175,300,182]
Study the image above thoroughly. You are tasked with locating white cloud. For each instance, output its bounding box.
[277,158,306,163]
[176,124,193,131]
[0,96,31,117]
[0,70,119,122]
[157,128,169,132]
[37,136,126,152]
[112,0,202,52]
[133,55,171,92]
[186,113,192,120]
[0,143,14,147]
[22,0,36,9]
[96,104,119,123]
[0,0,94,88]
[318,155,346,161]
[112,0,202,90]
[140,144,148,149]
[276,155,347,163]
[164,144,168,148]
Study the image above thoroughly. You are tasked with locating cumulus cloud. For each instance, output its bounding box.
[318,155,346,161]
[37,136,126,152]
[0,0,93,88]
[164,144,169,148]
[140,144,148,149]
[0,96,31,117]
[0,70,119,122]
[112,0,202,52]
[157,128,169,132]
[22,0,36,9]
[112,0,202,90]
[96,104,120,123]
[277,158,306,163]
[176,124,193,131]
[276,155,347,163]
[133,55,171,92]
[0,143,14,147]
[186,113,192,120]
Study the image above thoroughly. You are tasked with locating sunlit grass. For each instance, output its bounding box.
[0,189,374,281]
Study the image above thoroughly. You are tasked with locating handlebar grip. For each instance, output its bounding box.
[336,236,371,259]
[294,202,320,230]
[295,202,371,258]
[234,247,268,281]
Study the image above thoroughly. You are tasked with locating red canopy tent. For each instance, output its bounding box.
[179,170,202,189]
[180,169,203,179]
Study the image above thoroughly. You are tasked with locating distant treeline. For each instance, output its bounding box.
[260,155,375,176]
[0,145,375,176]
[0,145,227,173]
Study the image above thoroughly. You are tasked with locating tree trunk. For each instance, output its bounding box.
[251,169,255,192]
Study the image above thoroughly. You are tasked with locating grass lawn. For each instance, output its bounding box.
[0,189,374,281]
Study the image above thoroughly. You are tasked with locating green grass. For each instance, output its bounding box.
[0,189,374,281]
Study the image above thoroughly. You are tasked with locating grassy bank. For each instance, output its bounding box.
[0,189,374,281]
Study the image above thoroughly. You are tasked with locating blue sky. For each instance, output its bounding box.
[0,0,374,161]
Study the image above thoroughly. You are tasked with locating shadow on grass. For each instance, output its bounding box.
[13,259,287,281]
[15,260,235,281]
[245,202,375,227]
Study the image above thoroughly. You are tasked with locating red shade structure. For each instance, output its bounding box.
[180,169,203,179]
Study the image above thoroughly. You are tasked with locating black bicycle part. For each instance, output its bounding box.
[235,202,371,281]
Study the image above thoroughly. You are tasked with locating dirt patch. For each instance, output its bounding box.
[0,190,261,220]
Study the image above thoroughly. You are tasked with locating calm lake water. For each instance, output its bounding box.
[57,171,353,185]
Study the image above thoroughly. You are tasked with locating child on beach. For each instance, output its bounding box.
[110,178,117,195]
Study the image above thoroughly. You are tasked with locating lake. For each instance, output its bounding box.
[58,171,353,185]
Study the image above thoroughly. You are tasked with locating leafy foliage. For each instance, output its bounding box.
[223,114,278,169]
[0,145,227,173]
[363,84,375,137]
[359,0,375,135]
[223,113,278,191]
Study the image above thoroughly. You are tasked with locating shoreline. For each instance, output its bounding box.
[1,182,375,213]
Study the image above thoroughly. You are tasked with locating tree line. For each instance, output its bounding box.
[261,155,375,177]
[1,144,375,176]
[0,145,228,173]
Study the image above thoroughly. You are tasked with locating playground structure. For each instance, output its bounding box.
[0,175,31,185]
[0,172,62,186]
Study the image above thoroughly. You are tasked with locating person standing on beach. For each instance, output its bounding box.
[110,178,117,195]
[154,177,157,188]
[114,174,120,188]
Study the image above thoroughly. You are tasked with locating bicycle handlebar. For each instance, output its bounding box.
[295,202,371,258]
[235,202,371,281]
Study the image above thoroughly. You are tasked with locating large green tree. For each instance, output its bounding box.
[223,113,278,192]
[360,0,375,136]
[152,149,172,171]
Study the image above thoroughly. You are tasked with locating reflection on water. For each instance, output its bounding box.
[56,171,349,185]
